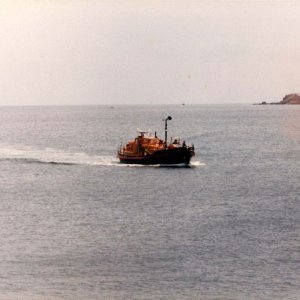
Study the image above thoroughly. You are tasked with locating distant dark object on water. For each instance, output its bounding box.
[256,93,300,105]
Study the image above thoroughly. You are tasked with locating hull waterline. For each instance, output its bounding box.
[118,147,194,165]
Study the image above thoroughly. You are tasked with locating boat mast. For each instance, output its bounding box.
[163,116,172,149]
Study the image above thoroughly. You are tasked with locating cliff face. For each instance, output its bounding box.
[280,94,300,104]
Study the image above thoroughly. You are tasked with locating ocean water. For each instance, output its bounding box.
[0,105,299,300]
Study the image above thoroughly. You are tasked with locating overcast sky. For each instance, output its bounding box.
[1,0,300,105]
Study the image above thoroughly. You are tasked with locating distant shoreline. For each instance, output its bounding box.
[255,93,300,105]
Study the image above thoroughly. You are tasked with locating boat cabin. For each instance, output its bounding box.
[120,132,165,156]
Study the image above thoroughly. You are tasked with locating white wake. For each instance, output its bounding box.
[0,145,118,166]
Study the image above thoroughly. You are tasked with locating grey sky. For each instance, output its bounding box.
[1,0,300,105]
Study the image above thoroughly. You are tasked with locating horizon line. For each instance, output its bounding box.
[0,103,254,107]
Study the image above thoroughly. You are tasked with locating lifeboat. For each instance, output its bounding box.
[117,116,195,165]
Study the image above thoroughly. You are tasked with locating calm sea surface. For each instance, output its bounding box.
[0,105,299,300]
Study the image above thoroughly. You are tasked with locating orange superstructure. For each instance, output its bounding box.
[120,132,165,156]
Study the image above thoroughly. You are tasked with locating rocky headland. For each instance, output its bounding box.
[256,93,300,105]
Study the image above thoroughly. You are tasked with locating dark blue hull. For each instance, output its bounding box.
[118,147,194,165]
